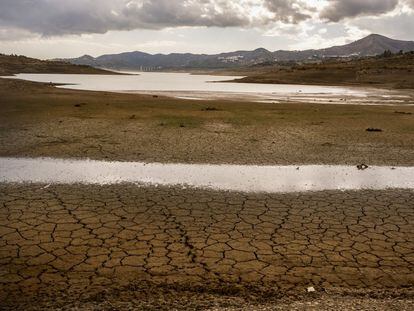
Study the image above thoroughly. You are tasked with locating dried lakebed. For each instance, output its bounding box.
[1,157,413,192]
[5,72,413,105]
[1,184,413,309]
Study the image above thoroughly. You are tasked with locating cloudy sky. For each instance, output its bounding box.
[0,0,414,59]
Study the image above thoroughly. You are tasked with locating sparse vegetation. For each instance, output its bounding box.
[0,53,116,75]
[234,52,414,89]
[0,78,413,165]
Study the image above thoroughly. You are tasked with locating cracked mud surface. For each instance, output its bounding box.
[1,184,413,310]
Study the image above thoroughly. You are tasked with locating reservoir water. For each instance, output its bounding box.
[8,72,364,94]
[5,72,412,105]
[1,157,413,193]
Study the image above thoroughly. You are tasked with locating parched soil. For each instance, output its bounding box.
[1,78,414,309]
[0,184,413,310]
[1,78,414,165]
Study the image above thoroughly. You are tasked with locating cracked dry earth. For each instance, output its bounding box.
[0,184,413,310]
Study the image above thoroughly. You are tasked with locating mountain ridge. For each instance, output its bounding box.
[61,34,414,70]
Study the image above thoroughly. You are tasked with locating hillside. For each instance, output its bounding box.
[63,48,275,70]
[275,34,414,61]
[235,52,414,89]
[0,54,116,75]
[62,34,414,70]
[314,34,414,57]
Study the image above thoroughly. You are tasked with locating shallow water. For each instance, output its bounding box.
[8,72,370,96]
[6,72,412,105]
[1,157,413,193]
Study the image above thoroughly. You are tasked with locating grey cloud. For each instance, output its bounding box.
[0,0,273,37]
[1,0,406,40]
[405,0,414,7]
[0,27,37,41]
[122,0,251,29]
[353,12,414,39]
[320,0,399,22]
[264,0,312,23]
[0,0,125,36]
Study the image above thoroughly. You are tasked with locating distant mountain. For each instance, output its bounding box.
[305,34,414,58]
[63,48,275,70]
[61,34,414,70]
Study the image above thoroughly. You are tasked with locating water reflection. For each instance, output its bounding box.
[5,72,411,105]
[1,157,413,193]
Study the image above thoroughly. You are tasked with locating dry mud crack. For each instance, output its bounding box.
[0,184,413,309]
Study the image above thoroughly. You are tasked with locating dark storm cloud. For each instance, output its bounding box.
[0,0,125,36]
[0,0,262,37]
[320,0,399,22]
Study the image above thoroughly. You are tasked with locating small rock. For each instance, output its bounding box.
[357,164,369,170]
[307,286,316,293]
[202,107,219,111]
[366,128,382,132]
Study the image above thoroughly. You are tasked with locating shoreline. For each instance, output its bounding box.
[1,78,413,166]
[4,73,414,106]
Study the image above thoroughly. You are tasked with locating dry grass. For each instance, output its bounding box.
[0,54,115,75]
[1,78,413,165]
[234,53,414,89]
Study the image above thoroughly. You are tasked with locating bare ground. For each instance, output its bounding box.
[1,78,414,309]
[0,79,413,165]
[0,184,413,310]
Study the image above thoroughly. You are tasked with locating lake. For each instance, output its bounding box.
[6,72,411,105]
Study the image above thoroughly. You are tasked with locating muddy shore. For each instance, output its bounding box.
[1,78,414,309]
[1,78,413,166]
